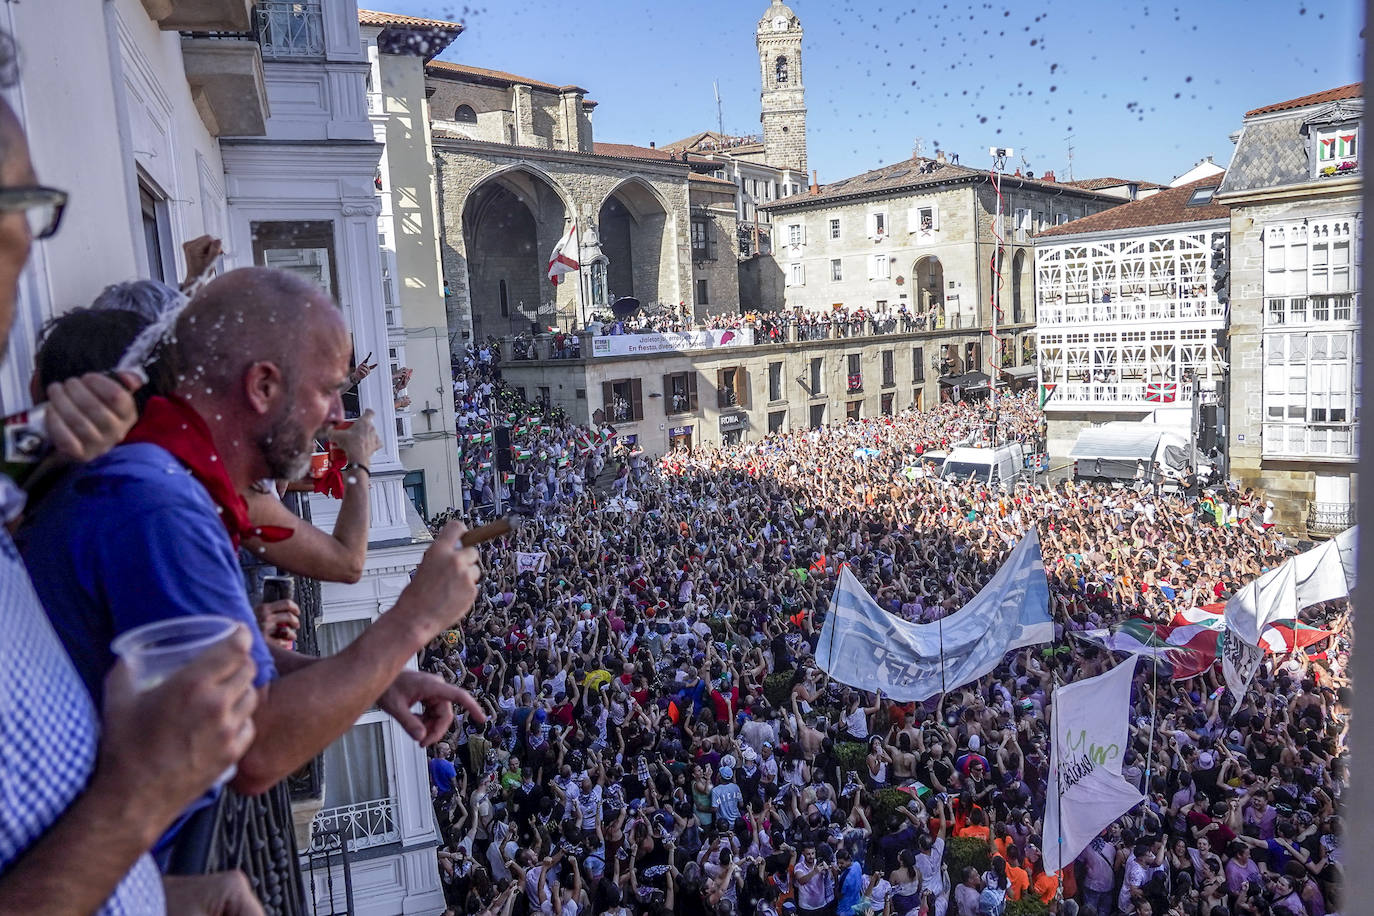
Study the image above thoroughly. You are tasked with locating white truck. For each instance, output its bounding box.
[939,443,1026,485]
[1069,422,1195,486]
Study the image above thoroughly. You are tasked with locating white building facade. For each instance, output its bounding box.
[1033,177,1231,459]
[8,1,448,912]
[1217,84,1362,535]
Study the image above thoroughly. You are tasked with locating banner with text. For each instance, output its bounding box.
[818,529,1053,702]
[591,328,755,358]
[1043,660,1144,873]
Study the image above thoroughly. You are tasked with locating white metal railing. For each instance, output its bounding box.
[312,798,399,850]
[1046,381,1197,407]
[1262,423,1358,460]
[1037,296,1224,326]
[256,0,325,58]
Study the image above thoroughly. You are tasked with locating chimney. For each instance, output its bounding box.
[811,169,819,194]
[935,148,947,164]
[1043,169,1055,183]
[1014,168,1022,177]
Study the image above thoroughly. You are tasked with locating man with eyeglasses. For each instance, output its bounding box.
[0,32,263,915]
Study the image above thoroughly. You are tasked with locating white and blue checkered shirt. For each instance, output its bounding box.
[0,511,163,914]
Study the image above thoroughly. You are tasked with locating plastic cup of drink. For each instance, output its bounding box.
[111,615,242,785]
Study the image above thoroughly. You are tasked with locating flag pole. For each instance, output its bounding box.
[574,217,589,329]
[1143,646,1159,792]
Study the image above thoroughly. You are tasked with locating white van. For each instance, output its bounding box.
[940,443,1026,485]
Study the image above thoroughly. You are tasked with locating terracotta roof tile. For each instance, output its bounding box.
[689,173,739,189]
[1246,83,1362,117]
[1061,176,1168,191]
[1036,176,1229,239]
[591,142,680,162]
[767,156,1120,211]
[425,60,586,94]
[359,9,463,31]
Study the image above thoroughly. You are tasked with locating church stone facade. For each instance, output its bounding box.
[757,1,808,174]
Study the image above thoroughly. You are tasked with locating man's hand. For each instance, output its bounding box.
[181,235,224,286]
[396,521,482,635]
[162,871,264,916]
[327,409,382,466]
[348,353,378,387]
[254,599,300,650]
[97,624,258,837]
[380,669,486,745]
[44,372,142,463]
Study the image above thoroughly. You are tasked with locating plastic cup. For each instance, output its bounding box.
[111,616,242,785]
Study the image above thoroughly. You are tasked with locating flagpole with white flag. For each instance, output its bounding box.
[1043,658,1144,874]
[547,221,580,288]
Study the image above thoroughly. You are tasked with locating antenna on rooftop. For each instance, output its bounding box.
[913,136,925,159]
[714,79,724,138]
[1065,133,1075,182]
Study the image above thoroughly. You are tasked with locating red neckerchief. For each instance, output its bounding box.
[124,395,293,549]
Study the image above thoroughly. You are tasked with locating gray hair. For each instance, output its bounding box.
[90,279,184,323]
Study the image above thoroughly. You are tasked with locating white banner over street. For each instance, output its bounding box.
[590,328,755,358]
[1222,526,1356,698]
[818,529,1053,702]
[1043,660,1144,874]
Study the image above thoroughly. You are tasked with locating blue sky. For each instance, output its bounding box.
[393,0,1363,184]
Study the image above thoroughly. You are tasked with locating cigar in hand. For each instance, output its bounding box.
[460,517,513,548]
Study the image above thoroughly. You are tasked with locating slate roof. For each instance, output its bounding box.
[1219,85,1363,196]
[1036,176,1228,239]
[1246,83,1362,117]
[425,60,588,95]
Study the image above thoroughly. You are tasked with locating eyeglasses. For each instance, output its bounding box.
[0,186,68,240]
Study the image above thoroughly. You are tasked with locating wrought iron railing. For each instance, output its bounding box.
[256,0,325,58]
[1308,501,1357,534]
[301,826,355,916]
[312,798,401,850]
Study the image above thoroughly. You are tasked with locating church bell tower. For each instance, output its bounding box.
[757,1,807,173]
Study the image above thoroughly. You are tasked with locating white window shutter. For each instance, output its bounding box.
[931,205,940,231]
[800,224,807,246]
[799,264,805,285]
[867,213,876,238]
[907,207,920,233]
[868,255,876,279]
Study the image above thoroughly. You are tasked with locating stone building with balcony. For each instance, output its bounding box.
[426,61,744,340]
[499,322,989,454]
[9,1,457,912]
[1032,176,1231,461]
[1217,83,1362,536]
[362,10,465,520]
[761,155,1126,392]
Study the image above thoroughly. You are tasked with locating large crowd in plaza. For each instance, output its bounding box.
[423,356,1349,916]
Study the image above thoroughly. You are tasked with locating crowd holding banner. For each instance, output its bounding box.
[417,360,1347,916]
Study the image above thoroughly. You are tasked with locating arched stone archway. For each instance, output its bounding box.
[597,178,672,308]
[914,255,944,326]
[1012,249,1032,324]
[461,166,572,337]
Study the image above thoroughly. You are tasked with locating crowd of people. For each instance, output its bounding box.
[417,376,1349,916]
[579,305,936,342]
[0,27,1349,916]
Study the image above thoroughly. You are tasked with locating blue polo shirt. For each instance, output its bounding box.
[18,442,276,705]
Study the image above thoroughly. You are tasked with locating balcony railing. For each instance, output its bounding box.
[256,0,325,58]
[1308,501,1357,534]
[1262,423,1359,460]
[312,798,400,851]
[1038,296,1224,326]
[1045,381,1198,408]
